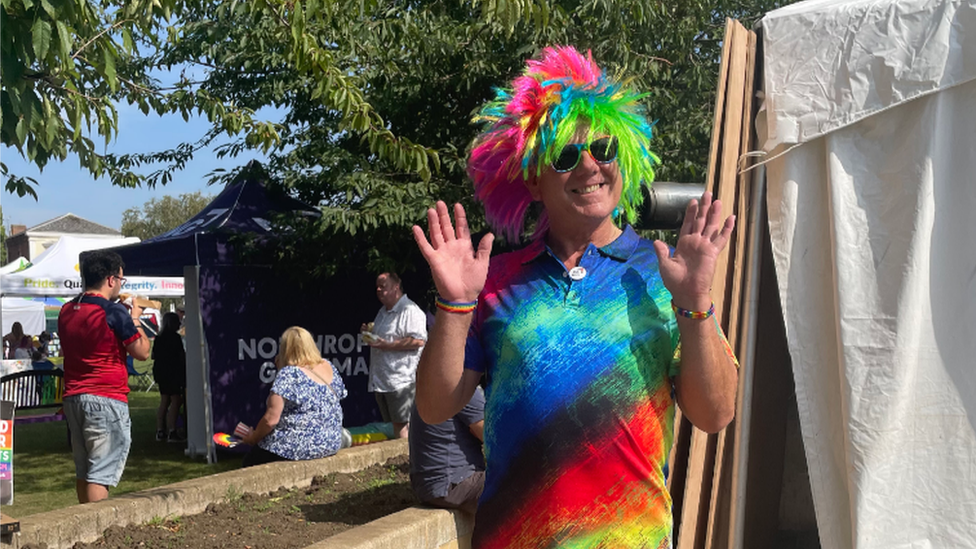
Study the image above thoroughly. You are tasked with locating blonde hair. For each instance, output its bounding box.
[275,326,323,370]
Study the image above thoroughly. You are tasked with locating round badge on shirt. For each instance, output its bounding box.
[568,266,587,281]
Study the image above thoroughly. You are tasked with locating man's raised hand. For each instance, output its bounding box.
[412,201,494,303]
[652,191,735,310]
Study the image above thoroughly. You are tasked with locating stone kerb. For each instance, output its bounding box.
[307,506,475,549]
[4,439,408,549]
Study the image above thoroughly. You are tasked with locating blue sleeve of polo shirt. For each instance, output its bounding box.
[462,304,486,373]
[456,386,485,426]
[106,301,141,346]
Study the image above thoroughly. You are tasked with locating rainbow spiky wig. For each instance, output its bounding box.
[467,46,660,241]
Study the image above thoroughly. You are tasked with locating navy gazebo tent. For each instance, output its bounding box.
[94,167,379,462]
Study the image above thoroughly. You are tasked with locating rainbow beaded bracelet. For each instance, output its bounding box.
[672,301,715,320]
[435,296,478,314]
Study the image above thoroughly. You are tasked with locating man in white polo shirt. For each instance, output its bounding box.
[363,272,427,440]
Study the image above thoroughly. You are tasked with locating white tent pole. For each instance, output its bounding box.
[182,265,215,463]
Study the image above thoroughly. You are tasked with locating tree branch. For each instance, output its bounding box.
[72,19,135,61]
[634,52,674,66]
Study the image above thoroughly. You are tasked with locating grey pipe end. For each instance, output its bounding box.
[636,182,706,230]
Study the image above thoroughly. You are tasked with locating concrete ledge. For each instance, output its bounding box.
[5,439,408,549]
[307,506,474,549]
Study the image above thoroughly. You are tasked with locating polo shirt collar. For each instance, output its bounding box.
[520,224,640,265]
[599,225,640,261]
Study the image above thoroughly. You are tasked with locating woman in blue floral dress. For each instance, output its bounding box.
[242,326,347,467]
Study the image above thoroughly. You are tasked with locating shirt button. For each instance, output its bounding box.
[562,272,568,277]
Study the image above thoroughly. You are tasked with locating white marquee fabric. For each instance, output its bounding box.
[761,1,976,548]
[1,297,45,337]
[761,0,976,152]
[0,236,185,298]
[0,257,29,275]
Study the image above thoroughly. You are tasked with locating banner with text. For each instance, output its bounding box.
[199,266,384,441]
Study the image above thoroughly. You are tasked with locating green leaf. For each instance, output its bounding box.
[39,0,55,18]
[14,117,27,144]
[31,19,52,61]
[103,48,117,91]
[55,21,72,62]
[291,4,306,51]
[4,174,39,200]
[122,28,134,54]
[71,97,84,139]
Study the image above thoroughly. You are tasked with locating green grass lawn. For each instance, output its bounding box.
[7,387,241,517]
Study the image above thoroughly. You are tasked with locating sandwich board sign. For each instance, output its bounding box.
[0,400,13,505]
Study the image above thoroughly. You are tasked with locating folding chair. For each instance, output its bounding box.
[126,357,155,392]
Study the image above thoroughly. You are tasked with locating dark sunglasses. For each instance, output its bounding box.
[551,136,619,173]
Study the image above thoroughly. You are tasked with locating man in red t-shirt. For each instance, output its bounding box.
[59,250,151,503]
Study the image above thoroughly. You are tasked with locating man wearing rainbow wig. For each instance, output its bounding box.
[412,46,738,548]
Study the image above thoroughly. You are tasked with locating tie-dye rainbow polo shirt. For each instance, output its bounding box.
[464,225,681,549]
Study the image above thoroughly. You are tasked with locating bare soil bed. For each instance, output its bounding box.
[29,456,415,549]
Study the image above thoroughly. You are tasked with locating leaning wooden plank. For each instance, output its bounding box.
[669,410,692,543]
[712,19,748,328]
[704,19,735,192]
[671,15,734,540]
[677,430,719,549]
[705,25,759,549]
[669,408,690,495]
[704,426,736,549]
[723,22,759,391]
[696,19,749,541]
[722,27,760,549]
[676,18,746,549]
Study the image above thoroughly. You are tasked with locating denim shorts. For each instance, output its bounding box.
[64,394,132,487]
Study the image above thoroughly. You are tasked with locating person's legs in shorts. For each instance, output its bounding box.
[64,394,132,503]
[375,392,392,422]
[376,386,414,439]
[389,385,415,439]
[424,471,485,515]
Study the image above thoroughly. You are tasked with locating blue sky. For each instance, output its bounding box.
[1,101,275,232]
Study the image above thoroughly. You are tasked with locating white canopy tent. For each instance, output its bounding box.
[0,236,185,298]
[759,0,976,548]
[1,297,45,337]
[0,236,183,342]
[0,257,30,275]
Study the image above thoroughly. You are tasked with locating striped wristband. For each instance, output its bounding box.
[671,301,715,320]
[435,296,478,314]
